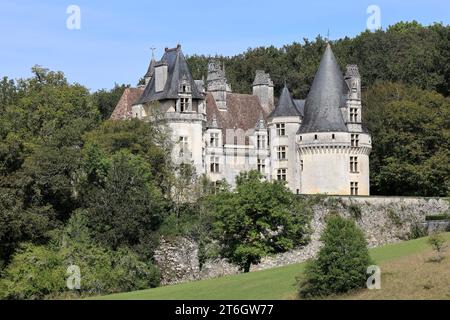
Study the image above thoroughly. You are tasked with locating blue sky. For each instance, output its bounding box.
[0,0,448,91]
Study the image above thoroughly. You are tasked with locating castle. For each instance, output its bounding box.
[111,44,372,196]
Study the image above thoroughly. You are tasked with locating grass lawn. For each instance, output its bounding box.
[96,232,450,300]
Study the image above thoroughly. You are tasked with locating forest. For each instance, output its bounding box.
[0,21,448,299]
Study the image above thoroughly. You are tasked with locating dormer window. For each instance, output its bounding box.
[350,108,358,122]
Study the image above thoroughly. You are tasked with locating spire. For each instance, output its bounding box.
[269,84,301,118]
[298,44,347,133]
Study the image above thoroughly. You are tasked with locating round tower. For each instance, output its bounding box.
[297,44,372,196]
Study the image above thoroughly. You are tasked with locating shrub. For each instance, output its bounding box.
[409,222,428,239]
[298,215,373,299]
[427,232,446,262]
[348,203,362,220]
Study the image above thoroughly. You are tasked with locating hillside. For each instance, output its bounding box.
[96,233,450,300]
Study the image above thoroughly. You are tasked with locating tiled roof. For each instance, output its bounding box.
[205,92,268,145]
[110,87,145,120]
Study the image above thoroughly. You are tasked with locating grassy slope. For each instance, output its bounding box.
[97,233,450,300]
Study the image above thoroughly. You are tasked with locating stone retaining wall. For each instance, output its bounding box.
[154,197,449,285]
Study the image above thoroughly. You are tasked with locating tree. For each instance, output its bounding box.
[364,82,450,196]
[91,84,129,120]
[298,215,373,298]
[211,171,311,272]
[427,232,446,262]
[0,211,160,300]
[81,151,167,258]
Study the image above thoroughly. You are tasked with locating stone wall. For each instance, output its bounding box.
[154,196,449,285]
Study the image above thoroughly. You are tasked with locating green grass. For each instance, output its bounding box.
[96,233,450,300]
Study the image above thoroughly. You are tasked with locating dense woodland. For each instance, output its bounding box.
[0,21,449,299]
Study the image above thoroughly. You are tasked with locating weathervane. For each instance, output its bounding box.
[150,46,156,59]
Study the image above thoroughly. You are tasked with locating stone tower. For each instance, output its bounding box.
[297,44,372,196]
[268,85,303,193]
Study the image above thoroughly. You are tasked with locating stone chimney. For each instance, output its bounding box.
[252,70,274,113]
[154,60,168,92]
[206,59,231,110]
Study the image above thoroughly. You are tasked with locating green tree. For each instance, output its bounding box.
[91,84,129,120]
[211,171,311,272]
[364,82,450,196]
[81,151,166,258]
[298,215,373,298]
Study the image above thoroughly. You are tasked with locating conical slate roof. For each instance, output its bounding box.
[136,45,204,104]
[269,85,302,118]
[298,44,347,133]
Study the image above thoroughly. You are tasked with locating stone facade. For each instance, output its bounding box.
[153,196,449,285]
[112,44,372,195]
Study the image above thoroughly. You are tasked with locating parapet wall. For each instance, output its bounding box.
[154,196,449,285]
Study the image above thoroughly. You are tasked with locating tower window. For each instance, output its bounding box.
[351,134,360,147]
[179,136,189,158]
[257,135,266,149]
[314,134,318,140]
[277,146,287,160]
[210,156,220,173]
[276,123,286,136]
[350,156,358,173]
[350,182,359,196]
[210,133,219,147]
[180,98,189,112]
[350,108,358,122]
[332,134,336,140]
[257,158,266,174]
[277,169,287,181]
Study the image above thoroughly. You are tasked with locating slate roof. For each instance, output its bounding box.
[144,58,156,79]
[298,44,348,134]
[205,92,268,145]
[136,45,204,104]
[269,85,302,118]
[110,87,145,120]
[294,99,305,117]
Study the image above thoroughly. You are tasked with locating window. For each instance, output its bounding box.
[301,160,304,172]
[276,123,286,136]
[350,108,358,122]
[257,158,266,174]
[180,98,189,112]
[350,156,358,173]
[257,135,266,149]
[210,156,220,173]
[351,134,360,147]
[277,169,287,181]
[332,134,336,140]
[350,182,359,196]
[314,134,318,140]
[277,146,287,160]
[210,133,219,147]
[179,137,189,157]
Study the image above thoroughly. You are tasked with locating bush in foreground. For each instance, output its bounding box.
[298,215,373,299]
